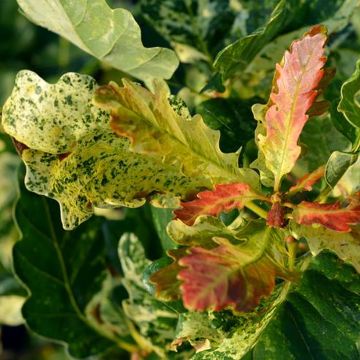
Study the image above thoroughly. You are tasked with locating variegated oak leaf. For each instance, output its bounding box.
[174,183,268,225]
[291,223,360,273]
[258,25,328,191]
[94,79,260,188]
[292,195,360,232]
[1,71,211,229]
[178,223,291,312]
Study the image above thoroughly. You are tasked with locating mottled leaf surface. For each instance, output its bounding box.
[95,79,259,187]
[293,198,360,232]
[118,233,180,358]
[17,0,179,81]
[2,71,209,229]
[258,26,327,190]
[140,0,235,60]
[292,223,360,273]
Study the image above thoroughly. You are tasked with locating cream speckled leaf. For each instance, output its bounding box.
[118,233,180,358]
[17,0,179,82]
[94,79,259,188]
[2,70,108,154]
[291,223,360,273]
[2,71,211,229]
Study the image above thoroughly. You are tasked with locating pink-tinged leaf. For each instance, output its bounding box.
[288,166,325,194]
[258,25,328,191]
[174,183,267,225]
[178,239,279,312]
[293,196,360,232]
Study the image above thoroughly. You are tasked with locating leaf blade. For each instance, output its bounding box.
[292,198,360,232]
[258,26,327,190]
[174,183,266,225]
[178,224,290,312]
[2,71,210,229]
[17,0,179,81]
[13,183,117,358]
[94,79,260,188]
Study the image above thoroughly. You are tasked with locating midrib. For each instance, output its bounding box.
[275,47,317,191]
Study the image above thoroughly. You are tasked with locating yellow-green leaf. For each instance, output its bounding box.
[94,79,259,188]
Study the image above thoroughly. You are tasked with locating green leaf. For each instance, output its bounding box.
[13,182,120,358]
[140,0,235,62]
[16,0,179,82]
[215,0,358,83]
[2,71,210,229]
[151,206,177,251]
[214,0,296,79]
[184,253,360,359]
[329,95,359,144]
[332,155,360,196]
[291,223,360,273]
[325,151,359,188]
[94,79,260,188]
[196,97,258,154]
[294,115,351,176]
[338,59,360,129]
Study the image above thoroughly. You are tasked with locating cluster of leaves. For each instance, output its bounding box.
[1,0,360,359]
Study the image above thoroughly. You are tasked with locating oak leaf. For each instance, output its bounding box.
[1,71,210,229]
[258,25,327,191]
[94,80,259,188]
[178,224,291,312]
[292,196,360,232]
[174,183,267,225]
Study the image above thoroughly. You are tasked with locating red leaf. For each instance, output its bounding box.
[174,183,266,225]
[293,196,360,232]
[178,240,278,312]
[288,165,325,194]
[259,25,328,191]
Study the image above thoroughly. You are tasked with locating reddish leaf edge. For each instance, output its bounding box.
[292,194,360,232]
[174,183,270,226]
